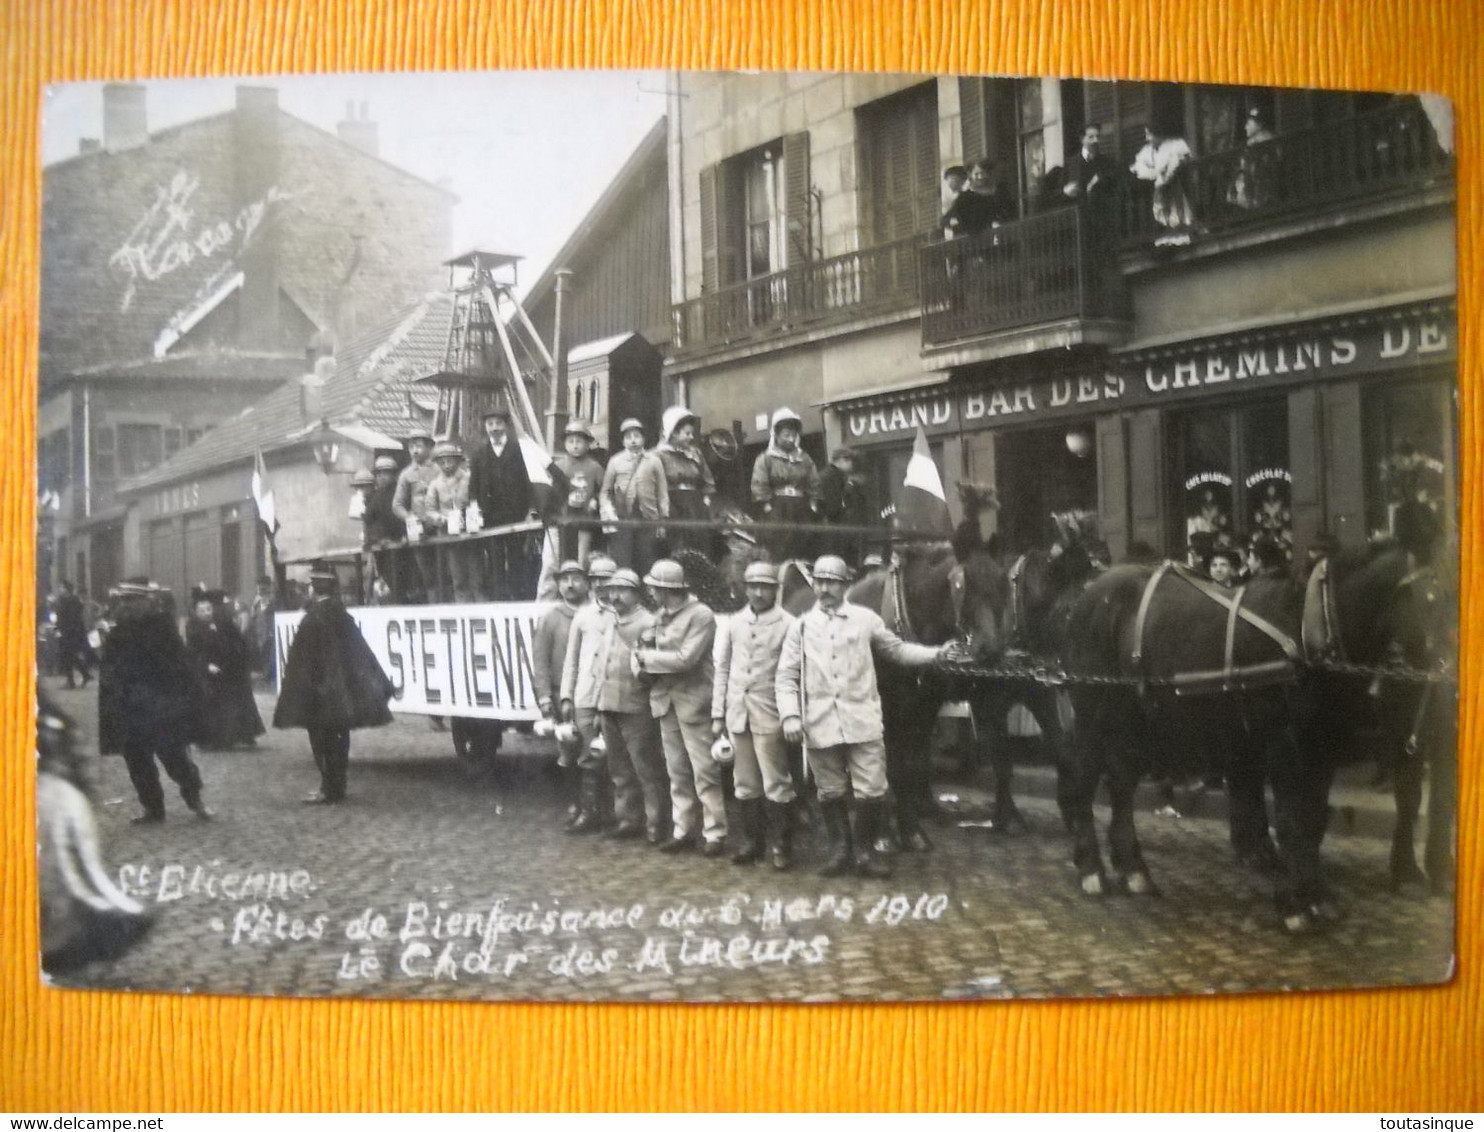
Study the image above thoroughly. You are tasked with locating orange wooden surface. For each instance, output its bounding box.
[1,0,1478,1113]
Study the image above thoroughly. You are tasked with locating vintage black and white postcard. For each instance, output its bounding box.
[35,70,1457,1001]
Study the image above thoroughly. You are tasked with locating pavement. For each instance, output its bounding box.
[41,679,1455,1004]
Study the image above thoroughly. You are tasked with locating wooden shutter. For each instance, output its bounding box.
[1287,386,1324,553]
[1322,382,1366,546]
[913,90,941,234]
[783,131,812,262]
[960,77,988,166]
[718,161,744,286]
[699,163,720,292]
[1096,413,1129,561]
[1127,408,1167,553]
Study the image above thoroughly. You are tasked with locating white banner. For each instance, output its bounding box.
[274,602,547,721]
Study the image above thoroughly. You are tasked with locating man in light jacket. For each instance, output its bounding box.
[712,561,797,869]
[572,569,669,844]
[634,559,723,856]
[776,555,948,877]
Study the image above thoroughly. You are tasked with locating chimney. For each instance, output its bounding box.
[102,83,147,152]
[336,100,379,159]
[234,86,282,351]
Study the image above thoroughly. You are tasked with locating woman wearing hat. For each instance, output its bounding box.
[655,405,716,557]
[751,407,820,562]
[600,417,668,576]
[273,562,394,804]
[423,441,482,602]
[186,589,265,751]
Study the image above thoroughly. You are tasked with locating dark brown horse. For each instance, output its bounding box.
[961,531,1107,832]
[1061,556,1326,927]
[1307,526,1457,895]
[784,524,1013,850]
[1062,512,1453,930]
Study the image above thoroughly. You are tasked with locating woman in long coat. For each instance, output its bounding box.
[273,563,394,804]
[186,590,266,750]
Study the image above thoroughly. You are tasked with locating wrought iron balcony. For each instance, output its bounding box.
[1119,97,1453,246]
[671,233,926,356]
[920,205,1126,349]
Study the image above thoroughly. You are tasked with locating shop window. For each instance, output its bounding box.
[994,422,1099,554]
[1362,381,1450,542]
[1172,398,1291,557]
[859,82,941,243]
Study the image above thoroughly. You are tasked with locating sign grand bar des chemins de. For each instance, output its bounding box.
[842,308,1455,443]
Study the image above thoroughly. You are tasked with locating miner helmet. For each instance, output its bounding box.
[586,555,618,580]
[812,555,851,582]
[742,561,780,587]
[643,559,688,590]
[431,441,464,462]
[557,559,586,578]
[373,455,399,473]
[350,469,375,488]
[605,568,641,590]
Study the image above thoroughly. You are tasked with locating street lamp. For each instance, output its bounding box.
[309,419,340,474]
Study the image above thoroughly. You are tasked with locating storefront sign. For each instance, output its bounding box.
[1135,315,1453,398]
[836,310,1454,446]
[275,602,545,722]
[141,467,254,518]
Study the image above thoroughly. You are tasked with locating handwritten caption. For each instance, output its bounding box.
[115,861,952,985]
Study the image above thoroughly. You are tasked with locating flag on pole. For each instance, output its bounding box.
[895,426,954,538]
[251,448,277,533]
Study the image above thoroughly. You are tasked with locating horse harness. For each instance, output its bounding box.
[880,559,966,646]
[1130,561,1301,696]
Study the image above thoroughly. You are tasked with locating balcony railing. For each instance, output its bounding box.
[1119,98,1453,246]
[921,205,1125,349]
[671,232,927,355]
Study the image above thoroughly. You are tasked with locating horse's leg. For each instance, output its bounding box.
[1424,712,1457,897]
[1267,714,1335,931]
[1046,688,1080,834]
[978,688,1025,834]
[1389,710,1428,891]
[888,690,936,852]
[1068,689,1110,895]
[1224,716,1281,876]
[1105,721,1158,897]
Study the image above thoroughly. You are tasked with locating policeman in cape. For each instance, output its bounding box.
[273,561,394,805]
[98,579,214,824]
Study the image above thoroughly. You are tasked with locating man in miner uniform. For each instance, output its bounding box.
[712,560,798,870]
[633,558,725,856]
[776,555,949,877]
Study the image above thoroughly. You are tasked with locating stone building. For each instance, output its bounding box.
[664,74,1456,557]
[38,82,454,599]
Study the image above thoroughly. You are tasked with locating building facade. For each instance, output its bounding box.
[665,74,1456,558]
[39,83,454,600]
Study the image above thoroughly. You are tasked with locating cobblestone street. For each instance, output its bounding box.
[44,680,1454,1004]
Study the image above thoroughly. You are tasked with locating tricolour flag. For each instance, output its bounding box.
[895,426,954,538]
[251,448,277,533]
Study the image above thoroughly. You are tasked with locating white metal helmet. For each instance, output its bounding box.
[743,562,780,586]
[812,555,851,582]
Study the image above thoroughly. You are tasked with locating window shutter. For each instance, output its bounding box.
[1096,413,1129,561]
[913,92,941,234]
[959,77,987,166]
[783,131,812,262]
[699,163,719,292]
[718,161,745,286]
[1113,82,1152,166]
[1322,382,1366,545]
[1287,386,1323,553]
[1127,408,1166,552]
